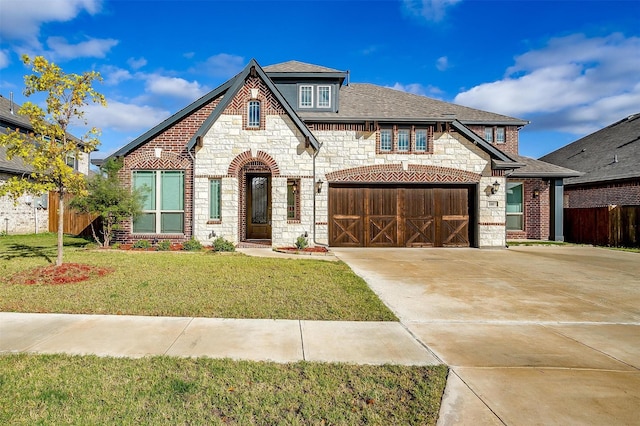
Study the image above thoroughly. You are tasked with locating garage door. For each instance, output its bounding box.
[329,185,473,247]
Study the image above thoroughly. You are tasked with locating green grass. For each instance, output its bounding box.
[0,354,448,425]
[0,233,396,320]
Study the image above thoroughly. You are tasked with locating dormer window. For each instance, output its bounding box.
[317,86,331,108]
[299,85,313,108]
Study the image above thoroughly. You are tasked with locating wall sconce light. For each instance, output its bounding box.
[533,189,540,198]
[315,179,324,194]
[291,181,298,193]
[491,180,500,195]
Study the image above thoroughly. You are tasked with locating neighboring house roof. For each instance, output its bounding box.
[298,83,529,126]
[540,113,640,185]
[0,146,33,175]
[506,154,582,179]
[1,94,34,175]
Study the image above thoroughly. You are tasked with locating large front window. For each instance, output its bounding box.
[133,170,184,234]
[506,182,523,231]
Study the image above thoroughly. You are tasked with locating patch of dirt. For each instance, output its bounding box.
[8,263,113,285]
[276,246,330,253]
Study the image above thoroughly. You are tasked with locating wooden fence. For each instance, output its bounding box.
[564,205,640,247]
[48,192,99,237]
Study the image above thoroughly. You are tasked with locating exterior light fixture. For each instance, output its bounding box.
[291,181,298,193]
[491,180,500,194]
[315,179,324,194]
[533,189,540,198]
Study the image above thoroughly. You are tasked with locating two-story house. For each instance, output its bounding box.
[107,60,577,248]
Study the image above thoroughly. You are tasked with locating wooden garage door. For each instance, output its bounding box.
[329,186,472,247]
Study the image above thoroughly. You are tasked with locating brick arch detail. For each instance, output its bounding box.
[325,164,481,183]
[227,150,280,177]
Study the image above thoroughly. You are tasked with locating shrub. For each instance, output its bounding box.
[182,237,203,251]
[213,237,235,252]
[133,239,151,249]
[295,235,308,250]
[111,242,121,250]
[156,240,172,251]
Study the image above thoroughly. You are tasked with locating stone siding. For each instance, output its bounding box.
[0,173,49,234]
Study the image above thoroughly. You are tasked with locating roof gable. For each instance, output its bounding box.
[186,59,319,151]
[540,113,640,184]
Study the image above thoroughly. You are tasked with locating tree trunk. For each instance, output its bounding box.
[57,190,64,266]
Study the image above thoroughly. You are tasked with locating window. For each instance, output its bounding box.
[317,86,331,108]
[299,85,313,108]
[247,101,260,128]
[287,179,300,221]
[484,127,493,143]
[133,170,184,234]
[415,129,427,152]
[66,153,77,170]
[209,179,221,220]
[380,129,392,151]
[506,182,523,231]
[496,127,505,144]
[397,129,409,151]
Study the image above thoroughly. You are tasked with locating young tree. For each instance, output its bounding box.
[0,55,105,266]
[70,158,145,247]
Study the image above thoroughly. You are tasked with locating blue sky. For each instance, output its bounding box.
[0,0,638,159]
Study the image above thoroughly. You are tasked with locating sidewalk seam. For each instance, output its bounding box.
[298,320,306,361]
[163,317,195,356]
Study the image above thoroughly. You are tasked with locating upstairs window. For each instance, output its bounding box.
[496,127,505,144]
[317,86,331,108]
[380,129,392,151]
[484,127,493,143]
[415,129,427,151]
[65,153,78,170]
[299,85,313,108]
[397,129,409,151]
[247,100,260,128]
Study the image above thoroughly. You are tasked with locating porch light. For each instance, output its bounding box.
[533,189,540,198]
[491,180,500,195]
[315,179,324,194]
[291,181,298,193]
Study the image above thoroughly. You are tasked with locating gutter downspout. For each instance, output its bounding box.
[312,144,328,247]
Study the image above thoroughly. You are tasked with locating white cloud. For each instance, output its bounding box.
[127,57,147,70]
[436,56,449,71]
[82,99,170,133]
[0,0,101,44]
[0,50,10,69]
[454,33,640,134]
[46,36,118,60]
[101,66,133,86]
[145,74,208,100]
[199,53,245,77]
[402,0,462,23]
[390,82,444,98]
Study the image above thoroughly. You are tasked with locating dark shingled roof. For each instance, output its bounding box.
[0,94,34,174]
[299,83,529,125]
[540,113,640,185]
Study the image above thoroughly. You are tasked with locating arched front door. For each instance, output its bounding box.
[246,173,271,240]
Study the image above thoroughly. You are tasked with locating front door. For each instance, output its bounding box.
[247,174,271,240]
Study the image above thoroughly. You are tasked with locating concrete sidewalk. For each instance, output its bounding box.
[0,312,440,365]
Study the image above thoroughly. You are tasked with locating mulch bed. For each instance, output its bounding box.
[276,246,330,254]
[8,263,113,285]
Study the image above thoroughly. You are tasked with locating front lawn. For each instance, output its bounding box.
[0,354,447,425]
[0,233,396,321]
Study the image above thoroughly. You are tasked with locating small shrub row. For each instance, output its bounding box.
[110,237,235,252]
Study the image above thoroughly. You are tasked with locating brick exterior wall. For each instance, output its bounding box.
[113,97,221,244]
[564,179,640,208]
[507,178,550,240]
[467,125,519,155]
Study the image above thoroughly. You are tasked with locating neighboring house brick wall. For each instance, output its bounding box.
[564,180,640,208]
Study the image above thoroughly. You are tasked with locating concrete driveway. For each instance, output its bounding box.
[332,246,640,425]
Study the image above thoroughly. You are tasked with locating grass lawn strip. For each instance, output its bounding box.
[0,354,448,425]
[0,234,396,321]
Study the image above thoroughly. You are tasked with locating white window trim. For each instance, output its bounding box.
[247,100,260,128]
[380,129,393,151]
[317,85,331,108]
[299,85,313,108]
[496,127,506,144]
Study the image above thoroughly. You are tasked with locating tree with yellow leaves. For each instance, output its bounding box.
[0,55,106,266]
